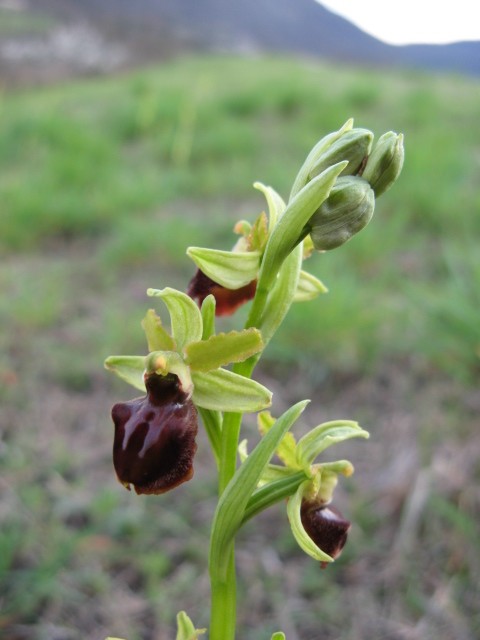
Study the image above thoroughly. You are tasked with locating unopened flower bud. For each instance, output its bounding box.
[307,176,375,251]
[301,502,351,566]
[363,131,404,197]
[309,128,373,180]
[111,373,198,495]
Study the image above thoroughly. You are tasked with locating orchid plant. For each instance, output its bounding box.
[104,119,404,640]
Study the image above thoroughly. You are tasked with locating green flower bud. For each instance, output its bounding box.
[307,176,375,251]
[363,131,404,197]
[309,128,373,180]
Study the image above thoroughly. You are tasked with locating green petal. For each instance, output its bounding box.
[287,481,334,563]
[147,287,202,352]
[253,181,286,232]
[185,329,264,372]
[210,400,309,580]
[201,294,216,340]
[141,309,176,351]
[294,270,328,302]
[271,633,286,640]
[191,368,272,412]
[187,247,261,289]
[104,355,146,392]
[296,420,370,467]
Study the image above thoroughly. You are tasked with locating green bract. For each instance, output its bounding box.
[289,117,353,199]
[209,400,310,580]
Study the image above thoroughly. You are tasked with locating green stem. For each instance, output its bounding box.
[209,216,302,636]
[218,359,257,493]
[210,357,256,639]
[209,546,237,640]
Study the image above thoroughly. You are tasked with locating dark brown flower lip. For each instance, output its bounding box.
[111,373,198,495]
[187,268,257,316]
[301,501,351,565]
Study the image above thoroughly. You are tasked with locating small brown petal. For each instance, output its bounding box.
[187,268,257,316]
[301,502,351,566]
[111,373,198,495]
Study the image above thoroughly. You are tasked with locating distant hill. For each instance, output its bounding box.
[2,0,479,83]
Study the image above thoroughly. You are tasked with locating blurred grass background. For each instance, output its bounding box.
[1,55,479,640]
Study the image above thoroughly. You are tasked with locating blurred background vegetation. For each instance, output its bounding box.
[0,7,479,640]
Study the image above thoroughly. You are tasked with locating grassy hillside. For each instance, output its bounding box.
[1,56,479,640]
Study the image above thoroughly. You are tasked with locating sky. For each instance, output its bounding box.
[318,1,480,45]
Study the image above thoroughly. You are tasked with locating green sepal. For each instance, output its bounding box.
[175,611,206,640]
[104,355,146,392]
[185,329,264,372]
[271,633,286,640]
[253,181,286,232]
[289,118,353,199]
[147,287,203,352]
[209,400,309,580]
[287,481,334,563]
[191,368,272,413]
[296,420,369,467]
[294,270,328,302]
[141,309,176,351]
[201,294,216,340]
[258,411,299,469]
[186,247,261,289]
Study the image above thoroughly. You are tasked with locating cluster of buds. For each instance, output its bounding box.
[187,119,403,316]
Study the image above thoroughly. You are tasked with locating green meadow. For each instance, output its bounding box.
[1,55,479,639]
